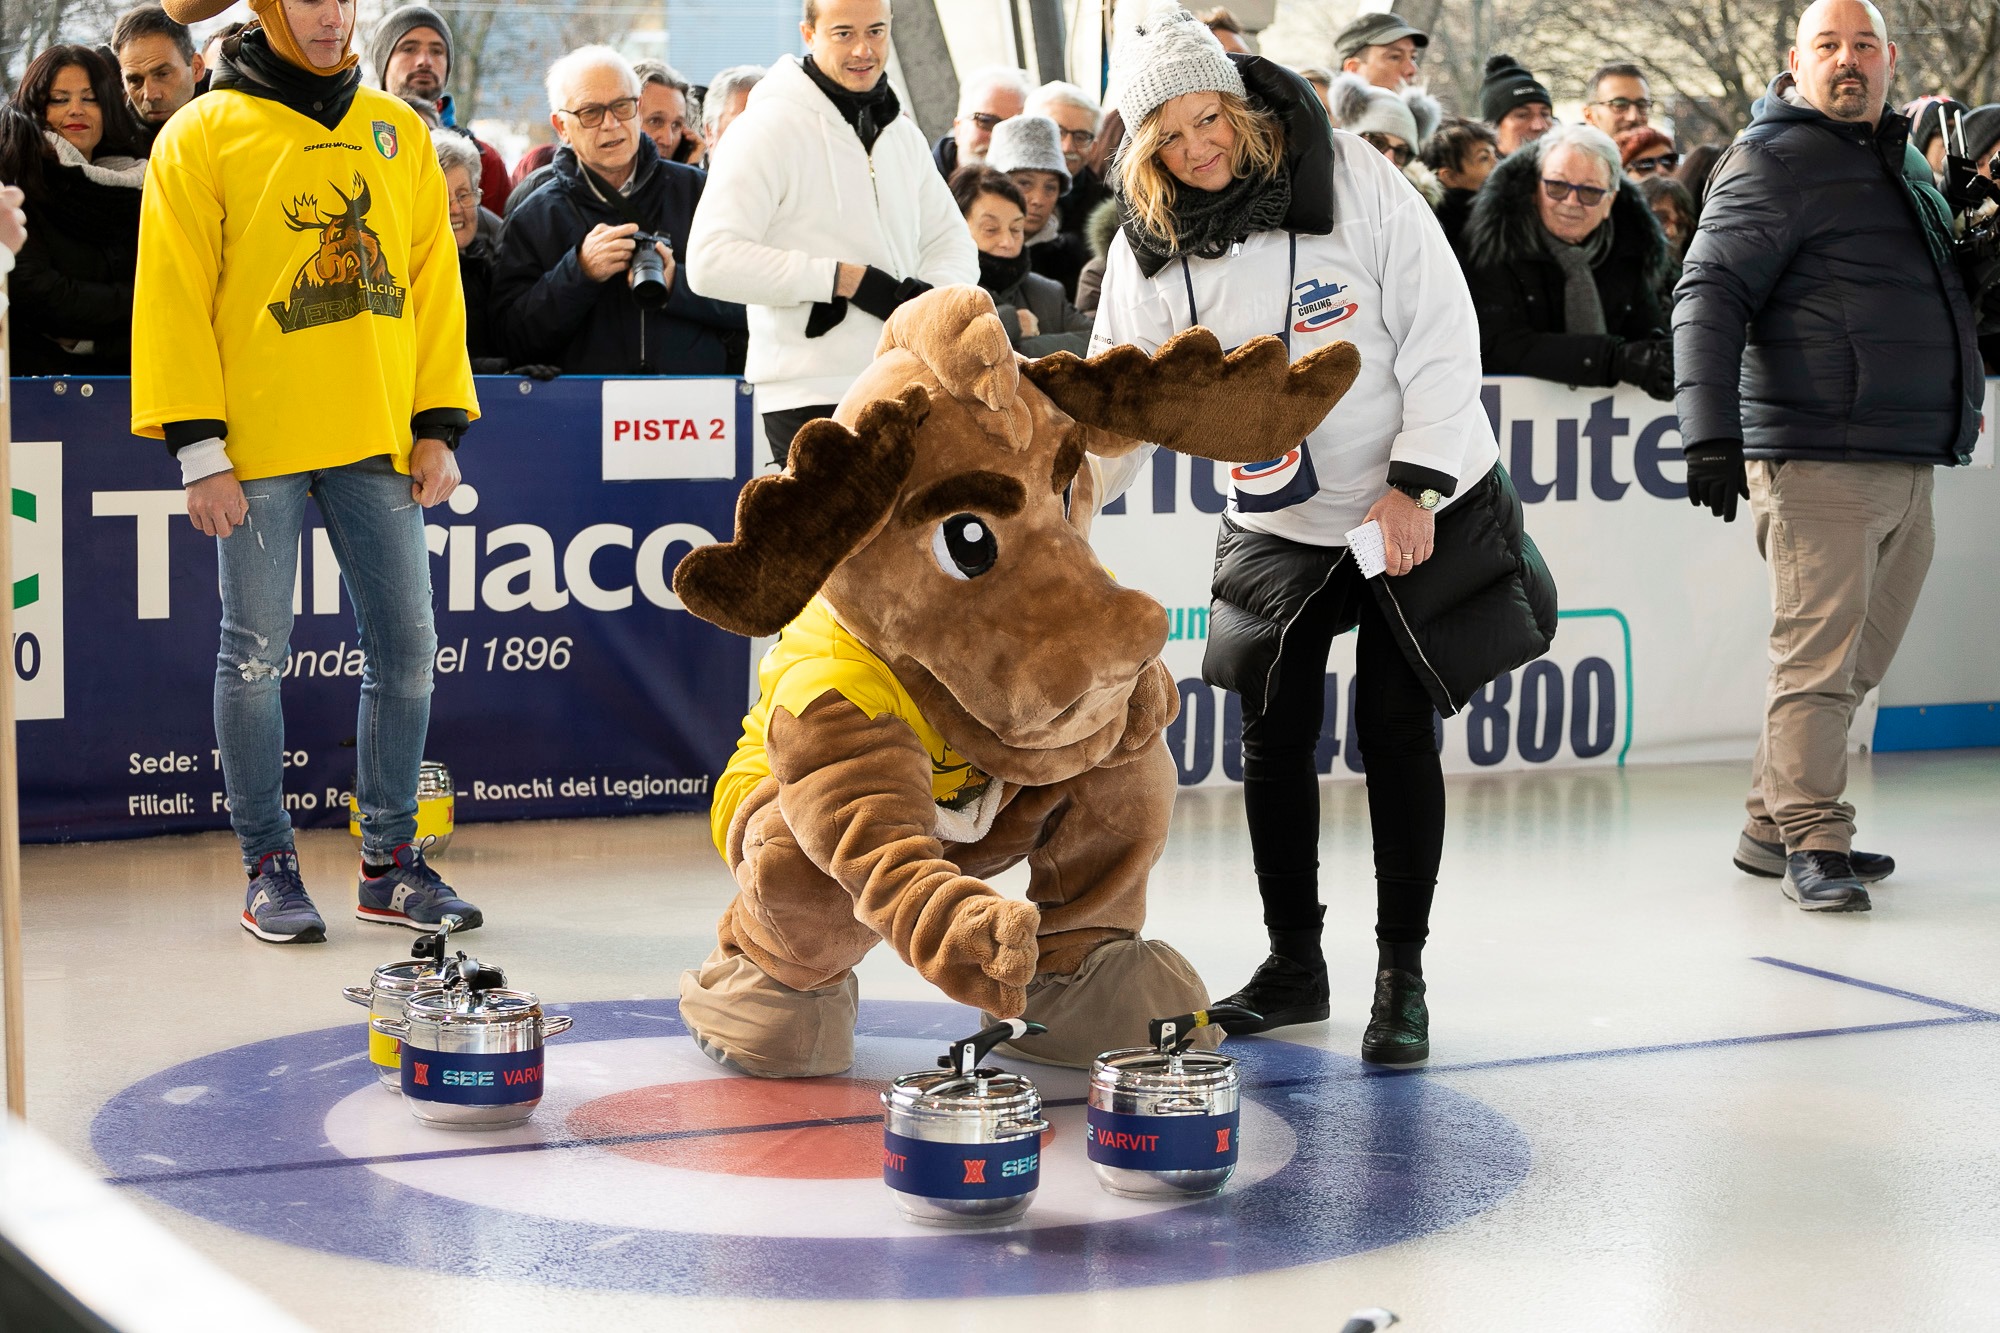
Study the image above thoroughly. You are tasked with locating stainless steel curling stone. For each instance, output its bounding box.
[1086,1005,1258,1199]
[341,915,462,1089]
[880,1019,1052,1227]
[371,950,574,1130]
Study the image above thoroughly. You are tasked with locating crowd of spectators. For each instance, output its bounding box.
[1,0,1995,400]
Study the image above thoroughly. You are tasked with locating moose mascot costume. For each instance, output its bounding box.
[672,286,1358,1075]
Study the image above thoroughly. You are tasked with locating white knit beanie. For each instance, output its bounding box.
[988,115,1072,189]
[1330,72,1440,149]
[1106,4,1246,130]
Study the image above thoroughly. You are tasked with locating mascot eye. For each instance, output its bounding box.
[930,513,998,580]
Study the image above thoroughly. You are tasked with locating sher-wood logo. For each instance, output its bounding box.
[9,441,65,720]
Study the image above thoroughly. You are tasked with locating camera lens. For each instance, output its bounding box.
[628,236,668,309]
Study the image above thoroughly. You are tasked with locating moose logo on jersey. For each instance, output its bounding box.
[267,173,407,334]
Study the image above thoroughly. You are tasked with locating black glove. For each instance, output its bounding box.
[1612,338,1676,401]
[804,298,847,338]
[508,363,562,381]
[1684,438,1749,522]
[848,266,933,321]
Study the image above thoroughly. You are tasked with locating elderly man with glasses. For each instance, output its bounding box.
[1460,121,1676,399]
[1025,79,1112,297]
[491,45,745,375]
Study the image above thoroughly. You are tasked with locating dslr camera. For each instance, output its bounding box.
[626,231,675,309]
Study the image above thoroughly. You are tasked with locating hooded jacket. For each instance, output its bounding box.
[491,135,745,374]
[131,28,476,479]
[1674,73,1979,464]
[1461,148,1672,388]
[686,56,977,411]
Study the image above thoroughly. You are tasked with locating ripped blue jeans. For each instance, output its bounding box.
[215,454,436,868]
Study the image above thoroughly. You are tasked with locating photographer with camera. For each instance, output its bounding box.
[493,45,744,375]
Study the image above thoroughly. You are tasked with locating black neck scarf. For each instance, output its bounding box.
[801,55,899,154]
[210,25,361,132]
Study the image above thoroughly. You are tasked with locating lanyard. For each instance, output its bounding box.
[1180,231,1298,351]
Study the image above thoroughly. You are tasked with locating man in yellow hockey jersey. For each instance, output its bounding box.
[133,0,480,943]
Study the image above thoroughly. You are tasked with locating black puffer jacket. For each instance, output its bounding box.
[1674,74,1978,463]
[1461,149,1672,388]
[10,153,142,376]
[1205,465,1558,717]
[491,136,746,374]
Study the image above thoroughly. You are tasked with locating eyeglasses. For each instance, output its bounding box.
[1541,178,1608,205]
[965,111,1007,132]
[1057,126,1096,148]
[449,187,482,208]
[1360,131,1412,167]
[1589,97,1654,115]
[558,96,639,128]
[1627,152,1679,174]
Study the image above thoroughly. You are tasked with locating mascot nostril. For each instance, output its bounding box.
[670,286,1361,1076]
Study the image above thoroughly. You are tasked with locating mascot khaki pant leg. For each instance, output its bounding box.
[961,740,1213,1067]
[679,778,877,1077]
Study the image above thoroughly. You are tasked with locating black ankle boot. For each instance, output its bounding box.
[1215,908,1330,1035]
[1360,968,1429,1065]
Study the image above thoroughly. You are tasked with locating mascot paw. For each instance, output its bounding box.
[944,895,1040,1016]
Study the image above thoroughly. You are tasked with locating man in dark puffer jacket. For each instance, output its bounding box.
[1674,0,1978,913]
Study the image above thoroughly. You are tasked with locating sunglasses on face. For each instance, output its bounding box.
[1541,178,1608,206]
[1360,131,1412,167]
[1628,152,1679,174]
[559,96,639,128]
[1590,97,1653,115]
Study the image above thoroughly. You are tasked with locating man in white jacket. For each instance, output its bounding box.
[686,0,977,464]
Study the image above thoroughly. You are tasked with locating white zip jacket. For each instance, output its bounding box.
[686,56,978,412]
[1090,131,1498,546]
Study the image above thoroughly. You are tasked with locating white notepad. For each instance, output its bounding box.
[1344,520,1388,578]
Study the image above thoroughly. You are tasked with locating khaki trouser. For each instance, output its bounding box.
[1745,459,1935,853]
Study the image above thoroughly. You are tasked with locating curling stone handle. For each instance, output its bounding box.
[943,1019,1049,1075]
[540,1014,575,1040]
[341,985,373,1008]
[370,1016,410,1041]
[998,1117,1051,1138]
[1150,1005,1260,1054]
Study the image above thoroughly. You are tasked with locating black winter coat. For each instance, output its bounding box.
[1205,465,1558,718]
[10,159,142,376]
[1461,150,1672,389]
[492,137,746,374]
[458,237,502,363]
[1674,74,1979,464]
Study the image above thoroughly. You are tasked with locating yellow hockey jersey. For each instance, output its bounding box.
[711,597,988,857]
[131,85,475,479]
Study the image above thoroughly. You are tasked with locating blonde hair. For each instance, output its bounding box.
[1115,90,1284,252]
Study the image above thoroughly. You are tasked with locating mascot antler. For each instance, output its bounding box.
[1023,329,1362,463]
[674,387,929,637]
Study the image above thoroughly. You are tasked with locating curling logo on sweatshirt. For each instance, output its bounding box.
[266,172,408,333]
[1292,276,1358,333]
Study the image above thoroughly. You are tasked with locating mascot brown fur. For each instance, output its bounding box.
[672,286,1359,1075]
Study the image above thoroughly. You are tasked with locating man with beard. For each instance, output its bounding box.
[1675,0,1978,912]
[368,5,508,208]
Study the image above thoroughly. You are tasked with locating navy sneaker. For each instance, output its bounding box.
[1781,850,1872,913]
[1735,832,1895,883]
[241,850,325,943]
[356,842,483,931]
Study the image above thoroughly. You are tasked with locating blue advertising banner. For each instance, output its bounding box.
[10,375,754,843]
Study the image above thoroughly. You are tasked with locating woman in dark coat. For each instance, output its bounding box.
[949,165,1091,356]
[6,46,147,376]
[1461,122,1675,399]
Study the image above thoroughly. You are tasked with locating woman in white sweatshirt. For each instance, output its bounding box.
[1092,6,1555,1066]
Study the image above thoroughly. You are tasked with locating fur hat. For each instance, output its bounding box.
[988,114,1072,190]
[368,4,453,90]
[1479,53,1550,125]
[1331,71,1439,149]
[1105,4,1246,131]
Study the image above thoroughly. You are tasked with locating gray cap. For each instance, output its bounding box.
[1334,11,1429,61]
[988,115,1072,190]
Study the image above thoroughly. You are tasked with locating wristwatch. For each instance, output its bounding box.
[1391,481,1443,510]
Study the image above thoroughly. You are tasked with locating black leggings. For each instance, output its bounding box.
[1239,556,1446,949]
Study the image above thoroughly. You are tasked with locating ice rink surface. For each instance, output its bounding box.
[14,752,2000,1331]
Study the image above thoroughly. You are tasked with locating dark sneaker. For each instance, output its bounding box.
[356,842,484,930]
[240,850,325,943]
[1212,953,1331,1034]
[1735,832,1894,883]
[1361,968,1429,1066]
[1780,851,1872,913]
